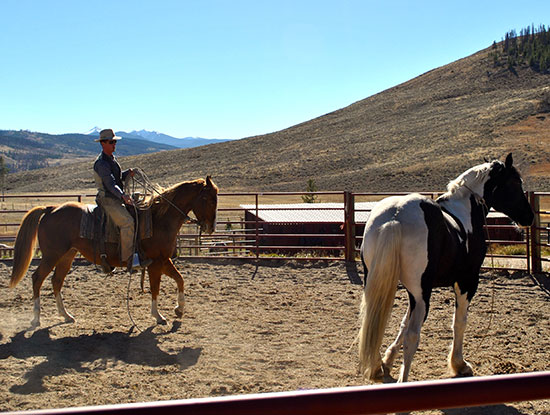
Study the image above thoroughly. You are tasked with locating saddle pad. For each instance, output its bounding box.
[79,204,153,242]
[79,204,118,243]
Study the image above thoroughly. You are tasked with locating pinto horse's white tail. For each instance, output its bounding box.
[358,220,402,380]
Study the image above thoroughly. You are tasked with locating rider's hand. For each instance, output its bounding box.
[122,194,134,205]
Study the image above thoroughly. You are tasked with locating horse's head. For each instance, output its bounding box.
[483,153,534,227]
[191,176,218,234]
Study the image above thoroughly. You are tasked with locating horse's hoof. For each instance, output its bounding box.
[174,307,183,318]
[30,319,40,329]
[154,314,168,325]
[452,361,474,378]
[371,366,385,382]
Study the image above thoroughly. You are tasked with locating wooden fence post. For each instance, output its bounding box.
[530,192,542,273]
[344,191,355,262]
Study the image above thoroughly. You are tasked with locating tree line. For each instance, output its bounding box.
[490,24,550,73]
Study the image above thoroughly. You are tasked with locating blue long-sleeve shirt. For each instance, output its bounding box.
[93,152,131,200]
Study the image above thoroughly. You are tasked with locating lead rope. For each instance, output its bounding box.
[127,174,144,334]
[472,193,497,355]
[124,169,200,334]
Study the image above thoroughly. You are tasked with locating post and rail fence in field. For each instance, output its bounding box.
[0,191,548,272]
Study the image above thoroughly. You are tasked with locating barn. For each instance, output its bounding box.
[241,202,372,255]
[241,202,523,255]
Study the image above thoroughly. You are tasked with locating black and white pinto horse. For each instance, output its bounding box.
[358,153,534,383]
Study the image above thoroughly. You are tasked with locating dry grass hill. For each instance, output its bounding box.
[6,45,550,194]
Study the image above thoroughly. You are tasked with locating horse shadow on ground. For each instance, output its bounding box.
[0,326,201,395]
[440,405,527,414]
[345,261,364,286]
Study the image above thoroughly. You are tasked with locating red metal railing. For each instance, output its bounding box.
[6,371,550,415]
[531,192,550,273]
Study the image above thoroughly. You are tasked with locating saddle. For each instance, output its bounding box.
[79,204,153,273]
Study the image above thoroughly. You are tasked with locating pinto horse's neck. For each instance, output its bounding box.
[437,162,492,236]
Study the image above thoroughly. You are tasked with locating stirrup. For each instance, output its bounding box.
[127,253,152,273]
[127,253,141,273]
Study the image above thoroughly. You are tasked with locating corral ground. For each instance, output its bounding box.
[0,259,549,414]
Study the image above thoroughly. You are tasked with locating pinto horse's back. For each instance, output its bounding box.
[361,193,430,285]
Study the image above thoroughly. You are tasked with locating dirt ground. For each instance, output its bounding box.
[0,259,549,414]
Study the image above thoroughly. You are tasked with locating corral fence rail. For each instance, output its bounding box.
[0,191,548,272]
[5,371,550,415]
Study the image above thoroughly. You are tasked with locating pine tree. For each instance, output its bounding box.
[301,179,319,203]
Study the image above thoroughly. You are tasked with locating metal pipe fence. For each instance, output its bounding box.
[6,371,550,415]
[0,191,548,271]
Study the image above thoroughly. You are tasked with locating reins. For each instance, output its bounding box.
[131,168,199,225]
[463,184,497,355]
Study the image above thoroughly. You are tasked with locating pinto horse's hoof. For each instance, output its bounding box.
[451,360,474,378]
[174,307,184,318]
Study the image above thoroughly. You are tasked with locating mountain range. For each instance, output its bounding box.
[85,127,229,148]
[0,128,230,173]
[5,40,550,193]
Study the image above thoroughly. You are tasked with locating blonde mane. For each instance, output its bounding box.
[443,162,493,198]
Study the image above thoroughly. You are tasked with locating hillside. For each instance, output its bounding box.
[0,130,176,172]
[5,44,550,194]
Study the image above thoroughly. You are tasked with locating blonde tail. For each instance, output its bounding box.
[358,220,402,380]
[9,206,53,288]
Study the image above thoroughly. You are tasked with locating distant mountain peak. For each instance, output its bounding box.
[128,129,229,148]
[85,126,102,135]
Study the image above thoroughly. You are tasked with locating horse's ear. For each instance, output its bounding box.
[206,175,213,187]
[505,153,513,168]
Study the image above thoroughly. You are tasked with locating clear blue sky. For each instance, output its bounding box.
[1,1,548,140]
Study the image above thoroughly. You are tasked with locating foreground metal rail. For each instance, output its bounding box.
[6,371,550,415]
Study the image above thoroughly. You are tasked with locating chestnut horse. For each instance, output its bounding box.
[9,176,218,327]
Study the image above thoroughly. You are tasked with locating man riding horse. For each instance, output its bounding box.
[93,128,151,272]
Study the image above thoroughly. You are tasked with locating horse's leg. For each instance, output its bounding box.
[30,258,57,327]
[140,268,146,293]
[398,293,427,383]
[162,259,185,318]
[147,262,167,325]
[449,283,473,377]
[51,249,77,323]
[382,304,411,377]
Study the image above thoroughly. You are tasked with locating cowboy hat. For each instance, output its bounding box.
[94,128,122,142]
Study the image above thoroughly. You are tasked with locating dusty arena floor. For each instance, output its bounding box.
[1,259,549,414]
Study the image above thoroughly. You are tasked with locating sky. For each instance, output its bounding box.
[1,1,549,140]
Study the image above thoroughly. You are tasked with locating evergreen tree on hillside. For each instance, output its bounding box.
[495,24,550,73]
